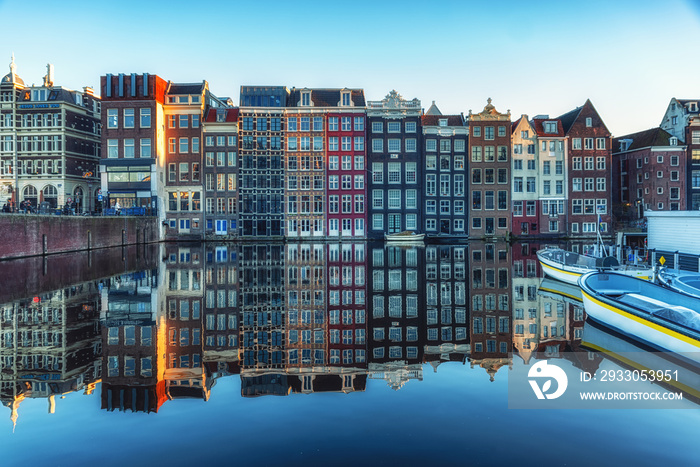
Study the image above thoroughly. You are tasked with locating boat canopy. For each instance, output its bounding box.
[618,293,700,332]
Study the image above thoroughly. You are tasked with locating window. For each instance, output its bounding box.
[140,138,151,158]
[179,137,189,153]
[107,109,118,128]
[388,163,401,183]
[387,121,400,133]
[572,138,581,150]
[372,139,383,153]
[140,108,151,128]
[584,138,594,150]
[388,139,400,152]
[586,117,592,127]
[124,139,134,158]
[372,121,383,133]
[107,139,118,158]
[484,126,494,140]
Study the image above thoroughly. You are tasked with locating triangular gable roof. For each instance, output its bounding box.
[557,99,610,135]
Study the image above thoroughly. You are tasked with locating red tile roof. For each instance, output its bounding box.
[203,107,239,123]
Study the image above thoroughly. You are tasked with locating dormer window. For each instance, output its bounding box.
[585,117,592,127]
[439,119,447,127]
[216,110,226,123]
[31,89,47,101]
[301,91,311,106]
[690,102,698,112]
[670,137,678,146]
[341,91,351,106]
[544,122,557,133]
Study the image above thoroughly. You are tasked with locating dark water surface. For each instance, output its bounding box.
[0,242,698,466]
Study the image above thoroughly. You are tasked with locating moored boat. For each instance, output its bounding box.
[578,272,700,361]
[537,248,655,285]
[384,231,425,243]
[657,267,700,299]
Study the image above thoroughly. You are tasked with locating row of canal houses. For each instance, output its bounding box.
[2,60,695,249]
[98,73,614,250]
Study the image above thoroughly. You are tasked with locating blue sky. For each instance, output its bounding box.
[1,0,699,136]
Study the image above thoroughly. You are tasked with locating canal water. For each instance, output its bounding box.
[0,242,698,466]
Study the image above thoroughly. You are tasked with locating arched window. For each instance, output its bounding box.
[42,184,58,208]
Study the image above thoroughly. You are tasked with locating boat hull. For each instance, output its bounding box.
[537,249,655,285]
[579,273,700,362]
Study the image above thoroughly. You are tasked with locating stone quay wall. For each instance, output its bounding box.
[0,214,160,260]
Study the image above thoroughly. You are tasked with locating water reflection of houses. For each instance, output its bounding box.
[162,243,209,401]
[100,266,166,413]
[1,282,101,427]
[202,244,241,383]
[368,243,425,389]
[239,244,286,397]
[469,241,512,381]
[325,243,367,388]
[511,242,541,364]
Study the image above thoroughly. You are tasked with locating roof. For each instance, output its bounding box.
[203,107,239,123]
[532,117,565,137]
[425,101,442,115]
[287,88,365,107]
[612,127,676,152]
[511,115,531,133]
[167,82,206,95]
[556,105,583,133]
[421,114,465,126]
[676,99,700,114]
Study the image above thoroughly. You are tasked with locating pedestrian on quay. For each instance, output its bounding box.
[2,203,7,213]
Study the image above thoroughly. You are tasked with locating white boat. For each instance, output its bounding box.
[384,231,425,243]
[536,248,655,285]
[578,272,700,361]
[657,267,700,299]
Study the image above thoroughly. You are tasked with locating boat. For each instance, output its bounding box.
[537,247,655,285]
[384,231,425,243]
[657,267,700,299]
[578,271,700,361]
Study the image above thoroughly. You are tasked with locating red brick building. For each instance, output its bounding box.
[558,100,611,251]
[612,127,685,222]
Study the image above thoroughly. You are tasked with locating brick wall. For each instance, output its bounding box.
[0,214,160,260]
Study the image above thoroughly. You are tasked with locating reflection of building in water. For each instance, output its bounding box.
[470,242,512,381]
[511,242,541,364]
[534,277,587,360]
[203,245,240,379]
[327,243,367,374]
[162,244,208,401]
[423,245,470,371]
[368,244,425,389]
[239,244,285,396]
[100,266,167,413]
[425,245,469,350]
[286,243,326,371]
[1,283,101,427]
